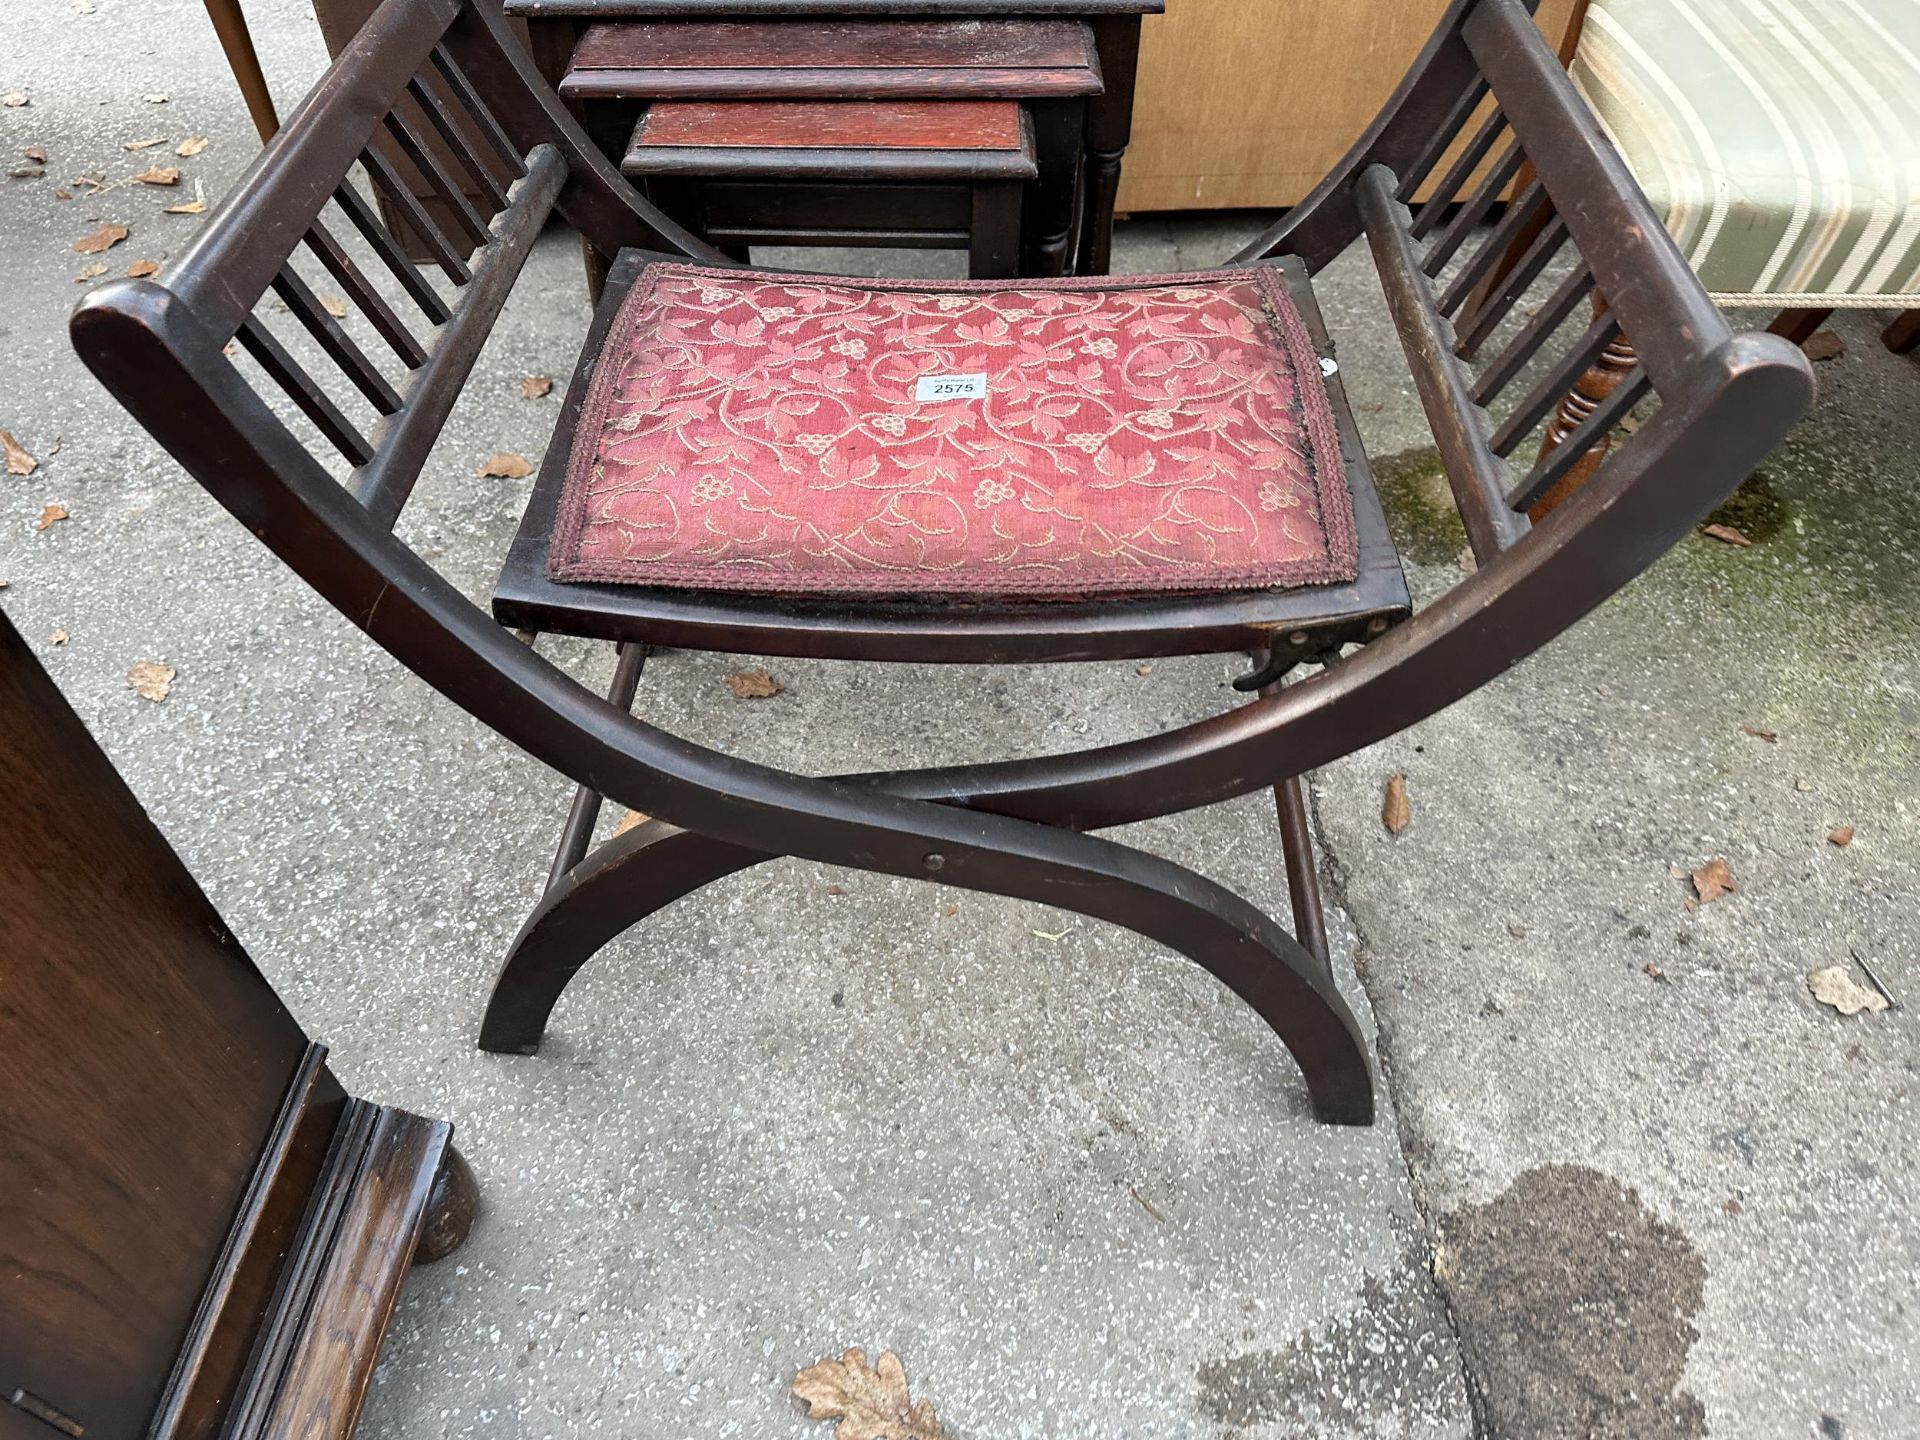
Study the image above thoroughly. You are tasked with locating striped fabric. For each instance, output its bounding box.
[1572,0,1920,306]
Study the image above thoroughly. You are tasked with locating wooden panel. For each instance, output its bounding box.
[1118,0,1578,212]
[634,100,1028,152]
[571,17,1098,73]
[0,614,311,1438]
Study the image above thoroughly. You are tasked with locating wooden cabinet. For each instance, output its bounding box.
[1119,0,1579,211]
[0,613,474,1439]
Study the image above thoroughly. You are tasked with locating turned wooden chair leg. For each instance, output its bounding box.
[201,0,279,141]
[1532,292,1638,520]
[1884,310,1920,354]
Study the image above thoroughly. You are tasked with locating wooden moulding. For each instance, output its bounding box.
[561,18,1104,101]
[152,1054,454,1440]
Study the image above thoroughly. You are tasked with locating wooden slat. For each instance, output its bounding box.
[1455,214,1570,361]
[301,218,430,369]
[161,0,460,332]
[381,108,494,247]
[1471,261,1591,402]
[1438,179,1549,316]
[1488,308,1620,456]
[632,100,1029,152]
[1394,75,1491,204]
[269,264,405,414]
[427,43,528,179]
[1505,367,1652,513]
[1422,138,1525,277]
[235,316,375,467]
[1408,103,1503,237]
[1464,0,1729,391]
[1356,164,1525,561]
[359,144,473,283]
[404,75,511,209]
[332,181,455,325]
[355,143,568,529]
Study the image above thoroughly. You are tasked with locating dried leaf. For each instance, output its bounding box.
[1807,966,1887,1016]
[142,93,169,104]
[74,262,107,282]
[519,375,553,400]
[128,661,174,702]
[320,294,348,319]
[3,430,38,476]
[123,136,166,151]
[1,92,28,109]
[614,809,648,837]
[34,502,68,531]
[72,221,129,254]
[725,668,782,699]
[9,165,43,179]
[793,1349,946,1440]
[164,199,206,215]
[125,258,158,278]
[1382,773,1411,835]
[54,187,71,200]
[1741,725,1778,742]
[1802,331,1845,363]
[175,136,209,157]
[134,164,181,186]
[24,146,47,164]
[477,452,533,479]
[47,629,69,646]
[1827,826,1854,848]
[1702,524,1752,548]
[1134,663,1152,676]
[1691,857,1736,905]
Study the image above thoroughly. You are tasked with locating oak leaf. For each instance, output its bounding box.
[3,430,37,476]
[35,502,68,530]
[477,452,533,479]
[1382,773,1411,835]
[520,375,553,399]
[1807,966,1886,1016]
[73,222,129,254]
[134,164,181,186]
[1691,857,1735,905]
[725,668,781,699]
[793,1349,946,1440]
[125,258,158,278]
[128,661,174,702]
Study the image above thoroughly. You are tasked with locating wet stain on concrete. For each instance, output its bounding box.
[1195,1267,1460,1432]
[1433,1165,1707,1439]
[1372,445,1469,565]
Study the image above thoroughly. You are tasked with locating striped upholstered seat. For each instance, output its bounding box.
[1572,0,1920,307]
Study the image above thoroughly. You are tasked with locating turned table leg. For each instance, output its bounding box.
[1531,293,1639,519]
[1078,17,1143,276]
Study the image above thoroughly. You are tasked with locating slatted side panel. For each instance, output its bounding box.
[168,0,566,535]
[1351,0,1731,560]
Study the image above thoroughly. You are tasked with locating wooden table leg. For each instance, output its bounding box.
[1883,309,1920,354]
[201,0,279,141]
[1078,16,1143,276]
[1025,98,1084,278]
[970,179,1023,280]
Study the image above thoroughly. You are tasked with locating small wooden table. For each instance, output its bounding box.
[505,0,1163,275]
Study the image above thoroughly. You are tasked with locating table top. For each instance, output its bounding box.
[507,1,1161,17]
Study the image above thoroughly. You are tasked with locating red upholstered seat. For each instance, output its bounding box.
[548,263,1358,599]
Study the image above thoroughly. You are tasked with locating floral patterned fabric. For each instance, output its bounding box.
[549,263,1357,598]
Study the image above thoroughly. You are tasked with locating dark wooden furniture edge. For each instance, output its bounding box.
[564,63,1103,101]
[149,1052,467,1439]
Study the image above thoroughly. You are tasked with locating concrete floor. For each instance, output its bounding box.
[2,5,1916,1437]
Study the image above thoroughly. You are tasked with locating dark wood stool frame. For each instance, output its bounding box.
[74,0,1812,1129]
